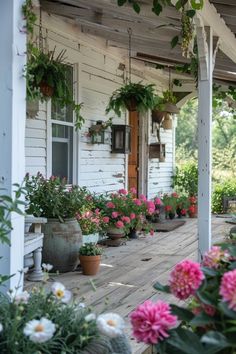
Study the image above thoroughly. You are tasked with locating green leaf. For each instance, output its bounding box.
[152,0,162,16]
[219,302,236,319]
[186,9,196,18]
[171,35,179,49]
[153,281,170,293]
[132,1,140,13]
[201,267,218,277]
[190,0,204,10]
[201,331,231,350]
[196,289,216,306]
[170,304,194,322]
[117,0,127,5]
[167,328,205,354]
[190,312,215,326]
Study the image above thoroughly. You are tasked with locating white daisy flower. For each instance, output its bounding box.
[96,313,125,338]
[42,263,53,272]
[51,282,72,304]
[14,291,30,305]
[85,313,96,322]
[23,317,56,343]
[0,323,3,333]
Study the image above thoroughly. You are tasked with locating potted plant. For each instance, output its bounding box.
[106,82,156,117]
[24,173,89,272]
[152,90,179,130]
[26,45,84,130]
[79,242,103,275]
[176,195,188,218]
[162,193,178,219]
[188,195,198,218]
[76,206,104,244]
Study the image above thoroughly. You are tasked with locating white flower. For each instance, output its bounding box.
[23,317,56,343]
[14,291,30,305]
[51,282,72,303]
[85,313,96,322]
[96,313,125,338]
[0,323,3,333]
[42,263,53,272]
[78,302,86,308]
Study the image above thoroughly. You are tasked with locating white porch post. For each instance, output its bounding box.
[197,26,213,260]
[0,0,26,292]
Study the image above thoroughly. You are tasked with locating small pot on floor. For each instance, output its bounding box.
[169,212,175,220]
[128,228,138,239]
[79,255,101,275]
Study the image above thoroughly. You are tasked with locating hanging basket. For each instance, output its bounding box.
[163,102,180,114]
[162,113,172,130]
[152,110,165,124]
[39,81,54,97]
[124,96,138,112]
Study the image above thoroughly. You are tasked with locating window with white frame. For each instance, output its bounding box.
[51,65,74,184]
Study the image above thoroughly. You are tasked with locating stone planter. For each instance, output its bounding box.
[82,233,100,245]
[42,218,82,273]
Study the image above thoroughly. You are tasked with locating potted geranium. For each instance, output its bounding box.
[106,82,156,117]
[24,173,90,272]
[162,193,178,219]
[79,242,103,275]
[188,195,198,218]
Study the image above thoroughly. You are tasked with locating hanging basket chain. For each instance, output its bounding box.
[127,27,132,83]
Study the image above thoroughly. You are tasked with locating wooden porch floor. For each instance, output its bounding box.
[25,216,231,354]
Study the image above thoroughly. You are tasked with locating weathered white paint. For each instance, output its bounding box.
[197,26,213,260]
[0,0,26,292]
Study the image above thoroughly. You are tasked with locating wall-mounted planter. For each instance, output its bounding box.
[149,143,166,161]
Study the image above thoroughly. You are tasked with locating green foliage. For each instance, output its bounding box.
[106,82,156,117]
[153,244,236,354]
[0,288,98,353]
[79,243,103,256]
[26,45,84,130]
[212,180,236,214]
[25,174,90,221]
[22,0,37,34]
[0,185,26,247]
[172,161,198,197]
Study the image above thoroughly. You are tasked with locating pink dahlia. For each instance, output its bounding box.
[103,216,109,223]
[121,216,130,224]
[202,246,229,269]
[130,300,177,345]
[130,187,137,195]
[112,211,119,218]
[118,188,128,195]
[169,260,204,300]
[154,197,161,205]
[106,202,115,209]
[146,201,155,210]
[116,220,124,229]
[134,199,142,206]
[130,213,136,220]
[220,269,236,310]
[140,194,147,201]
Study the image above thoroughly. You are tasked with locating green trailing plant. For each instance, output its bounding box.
[106,82,156,117]
[22,0,37,34]
[26,45,84,130]
[79,243,103,256]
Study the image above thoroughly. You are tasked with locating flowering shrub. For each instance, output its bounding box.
[162,193,178,218]
[25,173,92,221]
[131,244,236,353]
[0,282,131,354]
[76,207,104,235]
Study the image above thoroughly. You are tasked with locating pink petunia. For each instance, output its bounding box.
[103,216,109,223]
[202,246,229,269]
[106,202,115,209]
[169,260,204,300]
[146,201,155,210]
[130,213,136,220]
[139,194,147,201]
[154,197,161,205]
[130,300,177,345]
[220,269,236,310]
[130,187,137,194]
[134,199,142,206]
[121,216,131,224]
[118,188,128,195]
[116,220,124,229]
[148,208,155,215]
[112,211,119,218]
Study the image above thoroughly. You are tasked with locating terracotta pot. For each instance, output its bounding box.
[162,113,172,130]
[39,82,54,97]
[124,97,137,112]
[152,110,165,123]
[79,255,101,275]
[107,227,125,240]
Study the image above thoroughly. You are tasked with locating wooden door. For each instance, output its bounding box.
[128,111,139,191]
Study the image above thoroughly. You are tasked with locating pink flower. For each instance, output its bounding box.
[169,260,204,300]
[172,192,178,198]
[134,199,142,206]
[106,202,115,209]
[146,201,155,210]
[130,213,136,220]
[181,209,187,215]
[154,197,161,205]
[118,189,128,195]
[95,208,100,215]
[220,269,236,310]
[121,216,130,224]
[202,246,229,269]
[116,221,124,229]
[165,205,172,212]
[103,216,109,223]
[203,304,216,317]
[130,300,177,345]
[148,208,155,215]
[130,187,137,194]
[150,229,154,236]
[140,194,147,201]
[111,211,119,218]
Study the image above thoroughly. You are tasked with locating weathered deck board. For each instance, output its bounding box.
[25,217,231,354]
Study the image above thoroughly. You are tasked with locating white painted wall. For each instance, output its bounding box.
[25,12,174,197]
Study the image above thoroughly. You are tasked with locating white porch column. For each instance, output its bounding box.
[197,27,213,260]
[0,1,26,292]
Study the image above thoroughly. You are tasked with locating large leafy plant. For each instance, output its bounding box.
[106,82,156,117]
[26,45,84,130]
